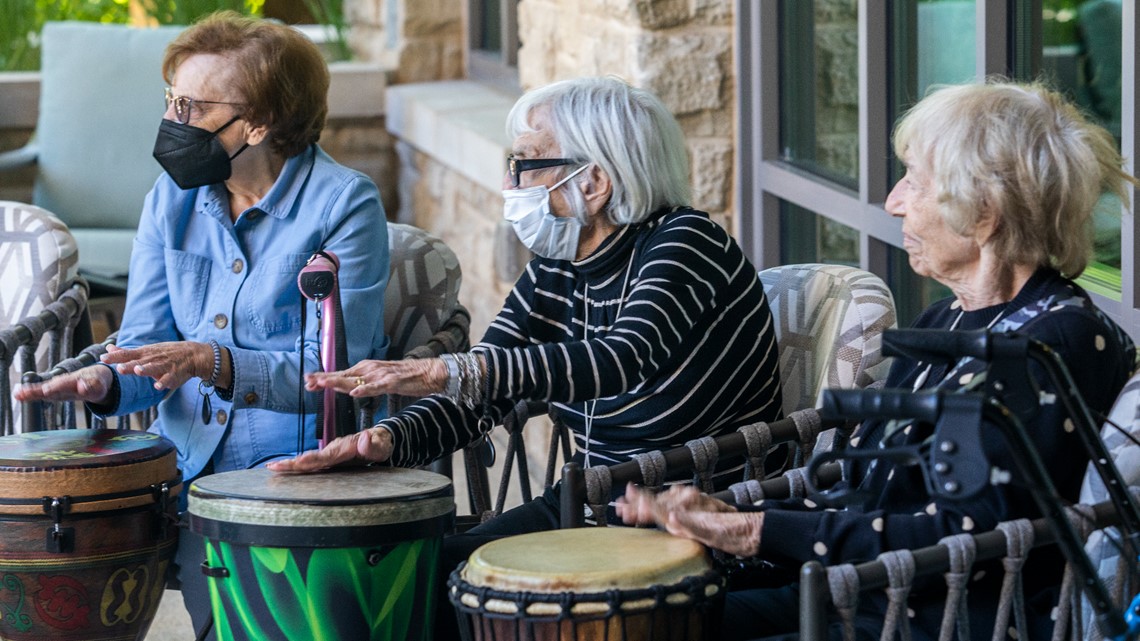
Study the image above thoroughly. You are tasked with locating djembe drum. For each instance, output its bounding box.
[449,528,725,641]
[0,429,181,641]
[188,466,454,641]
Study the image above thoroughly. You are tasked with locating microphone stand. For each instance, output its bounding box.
[298,251,356,448]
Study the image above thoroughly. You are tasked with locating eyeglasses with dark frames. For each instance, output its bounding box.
[507,154,581,188]
[164,87,245,125]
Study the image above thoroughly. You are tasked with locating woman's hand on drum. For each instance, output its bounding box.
[617,484,762,558]
[305,358,447,398]
[617,484,735,526]
[267,426,393,473]
[100,342,219,391]
[13,364,114,404]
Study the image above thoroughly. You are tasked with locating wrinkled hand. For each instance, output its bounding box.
[99,342,213,391]
[616,484,762,557]
[616,484,735,526]
[664,509,764,558]
[305,358,446,398]
[13,364,114,404]
[267,427,393,474]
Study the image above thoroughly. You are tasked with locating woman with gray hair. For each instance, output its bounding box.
[619,80,1136,640]
[271,76,782,518]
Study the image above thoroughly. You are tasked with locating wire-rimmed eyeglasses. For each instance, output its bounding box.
[507,153,581,188]
[164,87,245,125]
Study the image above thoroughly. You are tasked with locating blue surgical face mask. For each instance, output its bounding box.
[502,164,589,261]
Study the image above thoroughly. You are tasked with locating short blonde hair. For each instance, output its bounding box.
[892,80,1135,277]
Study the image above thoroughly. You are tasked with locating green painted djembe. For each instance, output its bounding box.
[0,429,181,641]
[188,466,454,641]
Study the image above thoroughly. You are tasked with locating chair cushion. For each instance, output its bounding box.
[0,201,79,429]
[384,223,463,359]
[0,201,78,328]
[1079,367,1140,635]
[34,22,183,279]
[758,264,897,415]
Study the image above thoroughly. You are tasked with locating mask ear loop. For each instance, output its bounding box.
[551,163,591,192]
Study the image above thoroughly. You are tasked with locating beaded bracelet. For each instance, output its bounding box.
[198,339,224,425]
[205,339,223,388]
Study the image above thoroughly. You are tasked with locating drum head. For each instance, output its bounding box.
[189,467,454,548]
[462,528,711,593]
[0,429,180,514]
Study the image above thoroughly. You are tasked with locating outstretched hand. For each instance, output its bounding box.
[13,364,114,404]
[616,484,763,558]
[100,342,214,391]
[267,427,393,474]
[305,358,446,398]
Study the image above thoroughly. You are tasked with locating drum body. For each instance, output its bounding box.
[450,528,725,641]
[0,429,181,641]
[188,466,454,641]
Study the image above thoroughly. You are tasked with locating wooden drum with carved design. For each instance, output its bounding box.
[0,429,180,641]
[450,528,725,641]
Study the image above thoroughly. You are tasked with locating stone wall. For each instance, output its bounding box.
[346,0,465,83]
[519,0,737,227]
[394,140,516,336]
[380,0,740,339]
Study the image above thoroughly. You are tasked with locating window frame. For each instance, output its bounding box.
[467,0,521,93]
[736,0,1139,335]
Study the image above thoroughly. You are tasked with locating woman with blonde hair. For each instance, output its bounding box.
[620,80,1137,640]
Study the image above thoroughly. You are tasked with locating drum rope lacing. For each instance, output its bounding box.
[449,566,725,620]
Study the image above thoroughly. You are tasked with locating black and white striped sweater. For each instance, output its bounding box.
[384,206,783,468]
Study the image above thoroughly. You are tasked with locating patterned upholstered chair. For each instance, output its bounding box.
[1079,368,1140,639]
[374,222,471,417]
[758,264,897,416]
[0,201,89,434]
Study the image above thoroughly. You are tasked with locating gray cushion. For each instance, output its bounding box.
[383,223,463,359]
[34,22,183,279]
[758,263,897,415]
[1079,368,1140,638]
[0,201,79,428]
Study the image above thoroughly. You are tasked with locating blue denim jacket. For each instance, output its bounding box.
[103,144,389,481]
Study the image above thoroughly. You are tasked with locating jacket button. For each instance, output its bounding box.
[214,314,228,329]
[216,410,228,424]
[232,259,244,274]
[244,392,258,405]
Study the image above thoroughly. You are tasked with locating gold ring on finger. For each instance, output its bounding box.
[354,377,366,388]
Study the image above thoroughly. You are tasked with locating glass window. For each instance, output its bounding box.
[779,201,860,267]
[1040,0,1123,297]
[468,0,519,90]
[778,0,860,189]
[889,1,977,184]
[741,0,1137,340]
